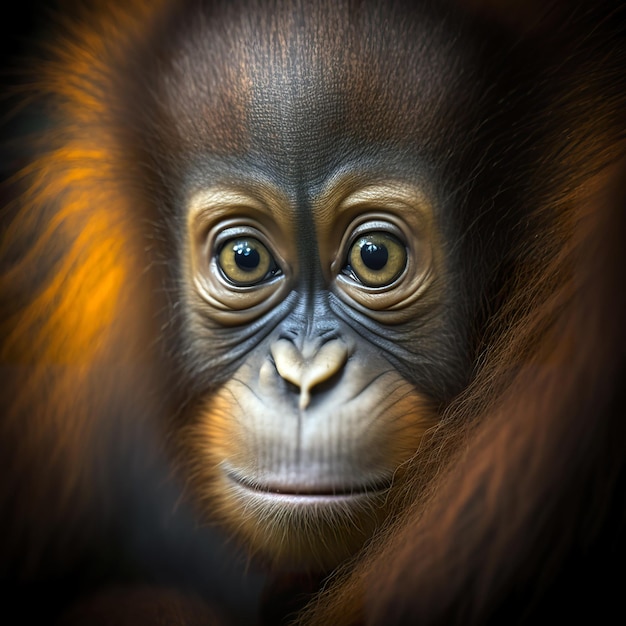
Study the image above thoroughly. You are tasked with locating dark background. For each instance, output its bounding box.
[0,0,56,74]
[0,0,59,176]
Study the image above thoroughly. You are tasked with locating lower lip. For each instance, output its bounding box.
[225,473,391,505]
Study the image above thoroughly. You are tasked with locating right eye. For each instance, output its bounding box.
[217,237,280,286]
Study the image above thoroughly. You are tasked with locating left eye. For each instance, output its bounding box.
[217,237,278,286]
[345,232,407,287]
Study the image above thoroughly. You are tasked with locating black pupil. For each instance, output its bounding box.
[233,242,260,271]
[360,241,388,270]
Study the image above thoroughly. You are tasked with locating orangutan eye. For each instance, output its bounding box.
[345,232,407,287]
[217,237,279,286]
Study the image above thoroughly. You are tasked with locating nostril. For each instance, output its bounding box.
[271,339,304,388]
[307,367,344,397]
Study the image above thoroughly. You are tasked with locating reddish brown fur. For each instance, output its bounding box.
[297,162,626,625]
